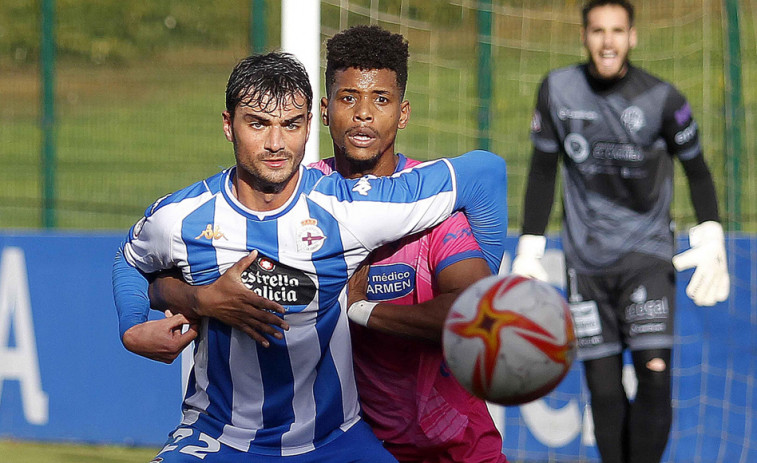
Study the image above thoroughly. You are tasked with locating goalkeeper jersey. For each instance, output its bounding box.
[117,151,507,456]
[531,64,701,273]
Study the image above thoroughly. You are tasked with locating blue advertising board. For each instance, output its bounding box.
[0,232,754,462]
[0,232,182,446]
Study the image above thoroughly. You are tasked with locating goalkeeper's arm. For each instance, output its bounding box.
[672,153,729,306]
[511,147,558,281]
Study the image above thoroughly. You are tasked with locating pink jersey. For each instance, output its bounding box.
[310,155,506,463]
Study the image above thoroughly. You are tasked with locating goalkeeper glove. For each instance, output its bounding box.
[511,234,549,282]
[672,221,730,306]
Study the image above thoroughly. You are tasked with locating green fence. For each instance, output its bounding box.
[1,0,755,231]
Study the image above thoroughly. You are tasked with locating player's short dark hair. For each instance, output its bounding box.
[325,25,409,97]
[225,52,313,118]
[582,0,635,27]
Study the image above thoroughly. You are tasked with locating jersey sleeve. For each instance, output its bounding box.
[430,150,507,274]
[427,212,485,278]
[530,77,561,154]
[112,244,151,339]
[112,193,190,340]
[660,86,701,161]
[310,150,507,274]
[521,76,560,235]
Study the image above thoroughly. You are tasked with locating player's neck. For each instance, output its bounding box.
[585,61,631,91]
[334,151,399,179]
[232,168,299,211]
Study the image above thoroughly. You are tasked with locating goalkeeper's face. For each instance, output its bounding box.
[223,92,311,194]
[581,4,637,80]
[322,67,410,173]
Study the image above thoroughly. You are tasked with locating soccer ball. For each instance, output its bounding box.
[443,274,576,405]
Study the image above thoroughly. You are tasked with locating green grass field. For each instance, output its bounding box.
[0,439,159,463]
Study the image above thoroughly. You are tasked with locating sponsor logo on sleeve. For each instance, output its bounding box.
[443,227,474,244]
[674,121,697,145]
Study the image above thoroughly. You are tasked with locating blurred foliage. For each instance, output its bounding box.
[0,0,283,65]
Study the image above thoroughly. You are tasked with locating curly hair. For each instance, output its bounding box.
[325,25,409,97]
[225,52,313,118]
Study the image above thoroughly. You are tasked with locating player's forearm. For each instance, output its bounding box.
[149,272,202,321]
[680,154,720,223]
[521,148,558,235]
[365,294,457,344]
[112,246,151,340]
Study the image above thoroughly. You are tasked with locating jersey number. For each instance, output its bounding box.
[158,428,221,460]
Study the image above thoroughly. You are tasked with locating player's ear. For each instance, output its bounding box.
[305,112,313,141]
[222,111,234,142]
[629,26,638,49]
[320,97,329,126]
[398,100,411,130]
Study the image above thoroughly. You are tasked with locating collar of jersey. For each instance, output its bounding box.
[319,152,409,174]
[394,153,409,172]
[220,165,304,221]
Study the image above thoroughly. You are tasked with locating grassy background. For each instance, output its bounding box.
[1,0,756,232]
[0,439,159,462]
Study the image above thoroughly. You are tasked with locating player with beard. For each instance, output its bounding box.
[511,2,729,462]
[112,49,509,461]
[125,26,507,462]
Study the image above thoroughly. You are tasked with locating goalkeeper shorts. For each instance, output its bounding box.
[565,253,676,361]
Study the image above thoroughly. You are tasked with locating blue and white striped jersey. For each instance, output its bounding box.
[117,150,507,456]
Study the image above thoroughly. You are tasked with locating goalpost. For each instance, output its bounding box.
[282,0,321,165]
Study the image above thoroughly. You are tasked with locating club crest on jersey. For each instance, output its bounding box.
[297,219,326,253]
[195,224,227,241]
[621,106,645,133]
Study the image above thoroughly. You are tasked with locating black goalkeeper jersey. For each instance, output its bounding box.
[530,64,702,273]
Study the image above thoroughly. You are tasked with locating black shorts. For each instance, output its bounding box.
[566,253,676,360]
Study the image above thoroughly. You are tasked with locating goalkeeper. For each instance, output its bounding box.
[511,1,729,462]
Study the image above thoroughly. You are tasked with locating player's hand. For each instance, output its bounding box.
[346,261,377,327]
[347,261,370,306]
[193,250,290,347]
[122,311,199,364]
[672,221,730,306]
[511,234,549,282]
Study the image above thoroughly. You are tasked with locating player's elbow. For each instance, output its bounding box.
[468,150,506,175]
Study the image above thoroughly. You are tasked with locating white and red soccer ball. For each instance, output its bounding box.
[443,274,576,405]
